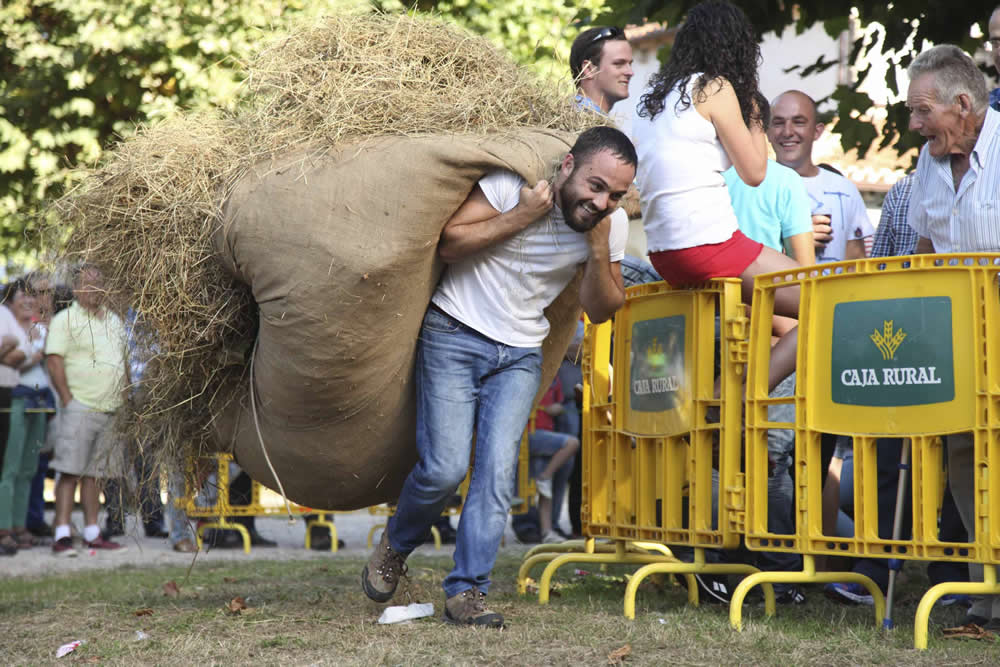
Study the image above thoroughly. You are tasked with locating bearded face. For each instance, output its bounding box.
[558,149,634,232]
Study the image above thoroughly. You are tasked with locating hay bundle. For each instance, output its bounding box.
[54,11,604,507]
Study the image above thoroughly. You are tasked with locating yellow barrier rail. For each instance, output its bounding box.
[738,254,1000,648]
[521,280,775,616]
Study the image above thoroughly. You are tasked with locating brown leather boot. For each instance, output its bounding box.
[361,531,408,603]
[444,588,504,628]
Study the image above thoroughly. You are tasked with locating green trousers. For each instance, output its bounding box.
[0,398,47,530]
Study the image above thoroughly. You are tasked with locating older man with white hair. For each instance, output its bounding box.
[907,43,1000,629]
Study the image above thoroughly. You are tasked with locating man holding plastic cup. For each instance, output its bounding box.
[768,90,873,262]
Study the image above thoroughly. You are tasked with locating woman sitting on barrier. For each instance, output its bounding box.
[631,0,799,391]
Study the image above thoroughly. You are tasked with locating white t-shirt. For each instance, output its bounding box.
[632,74,740,251]
[0,306,26,388]
[801,168,874,263]
[19,322,49,390]
[432,170,628,348]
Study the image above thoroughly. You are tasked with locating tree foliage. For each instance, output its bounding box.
[602,1,992,161]
[0,0,336,255]
[8,0,986,257]
[1,0,605,255]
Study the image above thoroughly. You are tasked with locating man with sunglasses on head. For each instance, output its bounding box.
[569,26,644,222]
[570,26,634,115]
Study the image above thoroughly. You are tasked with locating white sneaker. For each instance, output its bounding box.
[535,477,552,499]
[542,531,563,544]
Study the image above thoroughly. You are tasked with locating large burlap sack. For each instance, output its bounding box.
[211,128,584,510]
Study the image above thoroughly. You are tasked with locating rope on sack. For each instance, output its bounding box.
[249,335,294,521]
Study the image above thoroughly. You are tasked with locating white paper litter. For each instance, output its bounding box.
[377,602,435,624]
[56,640,84,658]
[135,630,150,641]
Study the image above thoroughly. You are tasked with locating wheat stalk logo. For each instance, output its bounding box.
[870,320,906,361]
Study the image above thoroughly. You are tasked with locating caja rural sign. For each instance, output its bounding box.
[629,315,685,412]
[830,296,955,406]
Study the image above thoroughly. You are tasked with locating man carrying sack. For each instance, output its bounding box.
[361,126,635,627]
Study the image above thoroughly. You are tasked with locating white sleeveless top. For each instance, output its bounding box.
[632,74,739,251]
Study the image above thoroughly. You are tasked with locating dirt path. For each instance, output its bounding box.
[1,508,539,578]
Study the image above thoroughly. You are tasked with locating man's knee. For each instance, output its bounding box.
[412,459,468,495]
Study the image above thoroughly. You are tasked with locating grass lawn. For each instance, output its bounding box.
[0,552,991,665]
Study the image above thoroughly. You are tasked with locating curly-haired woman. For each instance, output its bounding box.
[631,0,799,391]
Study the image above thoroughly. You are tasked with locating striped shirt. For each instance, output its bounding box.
[907,108,1000,253]
[870,173,917,258]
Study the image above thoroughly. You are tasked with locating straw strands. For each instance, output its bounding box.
[51,10,604,460]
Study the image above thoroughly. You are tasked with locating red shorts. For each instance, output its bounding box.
[649,230,763,286]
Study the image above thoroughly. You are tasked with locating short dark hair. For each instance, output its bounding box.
[570,26,627,82]
[1,278,29,307]
[569,126,637,169]
[753,92,771,131]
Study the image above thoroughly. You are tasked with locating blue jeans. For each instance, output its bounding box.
[756,373,801,580]
[388,306,542,598]
[529,430,576,528]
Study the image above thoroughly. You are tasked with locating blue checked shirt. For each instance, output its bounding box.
[870,174,916,258]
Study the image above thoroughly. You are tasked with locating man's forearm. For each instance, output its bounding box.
[438,207,540,263]
[579,254,624,324]
[46,355,73,405]
[845,239,867,260]
[2,349,26,369]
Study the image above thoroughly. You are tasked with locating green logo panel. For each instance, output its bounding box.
[629,316,685,413]
[831,297,954,406]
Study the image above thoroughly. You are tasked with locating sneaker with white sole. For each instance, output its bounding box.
[775,585,806,605]
[824,582,875,606]
[939,593,972,608]
[87,534,127,551]
[694,574,732,604]
[52,536,78,557]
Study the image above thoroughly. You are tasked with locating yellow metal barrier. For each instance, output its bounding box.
[180,454,342,553]
[737,254,1000,648]
[522,281,774,617]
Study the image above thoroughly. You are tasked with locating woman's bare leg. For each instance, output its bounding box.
[740,246,801,392]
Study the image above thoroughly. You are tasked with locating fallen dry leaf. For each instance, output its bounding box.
[133,608,154,617]
[227,596,248,614]
[607,644,631,665]
[162,581,180,598]
[942,623,996,642]
[223,577,238,583]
